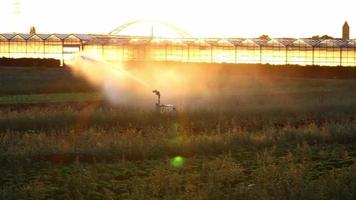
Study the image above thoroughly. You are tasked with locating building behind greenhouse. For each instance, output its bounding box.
[0,21,355,67]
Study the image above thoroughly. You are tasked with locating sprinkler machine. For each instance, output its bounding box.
[152,90,176,113]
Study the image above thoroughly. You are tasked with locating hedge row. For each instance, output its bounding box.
[0,57,60,67]
[130,61,356,80]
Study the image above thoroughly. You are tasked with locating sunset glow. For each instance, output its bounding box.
[0,0,355,66]
[0,0,355,38]
[2,0,356,198]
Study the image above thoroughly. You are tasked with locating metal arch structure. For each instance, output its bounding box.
[109,19,192,38]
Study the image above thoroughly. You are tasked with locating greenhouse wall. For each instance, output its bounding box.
[0,33,355,67]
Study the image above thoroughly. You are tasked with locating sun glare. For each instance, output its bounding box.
[0,0,354,38]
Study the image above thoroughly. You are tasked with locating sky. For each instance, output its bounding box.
[0,0,355,38]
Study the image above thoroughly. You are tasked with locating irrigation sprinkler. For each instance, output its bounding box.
[152,90,176,113]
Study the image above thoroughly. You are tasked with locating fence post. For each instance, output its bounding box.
[340,47,342,66]
[210,46,213,63]
[285,46,288,65]
[8,40,10,58]
[312,47,315,66]
[25,40,28,57]
[43,40,46,58]
[61,40,64,66]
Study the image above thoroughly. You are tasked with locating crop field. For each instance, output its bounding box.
[1,64,356,200]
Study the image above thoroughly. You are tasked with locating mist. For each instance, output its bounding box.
[66,55,234,108]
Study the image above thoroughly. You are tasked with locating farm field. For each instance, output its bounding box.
[1,64,356,199]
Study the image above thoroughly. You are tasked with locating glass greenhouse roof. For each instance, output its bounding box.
[0,33,354,49]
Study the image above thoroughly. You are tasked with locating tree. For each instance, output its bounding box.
[259,35,270,40]
[311,35,333,40]
[30,26,36,35]
[311,35,320,40]
[320,35,333,40]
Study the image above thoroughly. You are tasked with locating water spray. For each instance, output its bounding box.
[152,90,176,113]
[68,55,180,110]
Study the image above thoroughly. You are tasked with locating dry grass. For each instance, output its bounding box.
[0,65,356,199]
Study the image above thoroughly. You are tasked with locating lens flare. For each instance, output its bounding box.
[170,156,184,168]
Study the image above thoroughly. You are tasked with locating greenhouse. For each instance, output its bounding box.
[0,33,355,66]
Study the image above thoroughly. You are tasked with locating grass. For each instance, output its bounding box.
[0,66,95,95]
[0,64,356,199]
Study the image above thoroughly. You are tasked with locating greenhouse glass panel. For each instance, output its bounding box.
[0,35,9,57]
[44,35,63,60]
[27,35,45,58]
[9,35,26,58]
